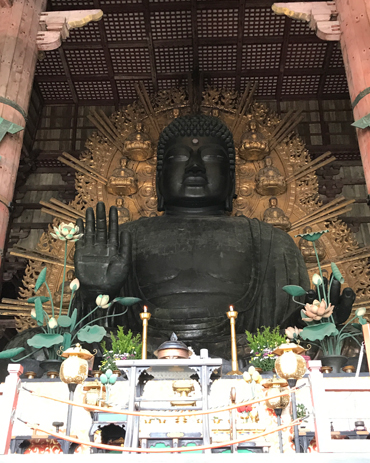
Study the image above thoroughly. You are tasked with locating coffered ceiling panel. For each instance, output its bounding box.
[35,0,348,105]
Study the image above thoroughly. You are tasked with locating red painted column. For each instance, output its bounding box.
[0,363,23,454]
[0,0,47,267]
[336,0,370,197]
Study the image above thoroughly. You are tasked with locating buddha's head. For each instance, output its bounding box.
[269,197,278,207]
[156,115,236,213]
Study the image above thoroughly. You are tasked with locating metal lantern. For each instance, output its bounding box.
[263,375,290,410]
[60,344,94,385]
[263,375,290,453]
[273,339,306,454]
[273,340,307,381]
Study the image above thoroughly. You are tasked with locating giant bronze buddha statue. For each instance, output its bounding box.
[74,115,354,355]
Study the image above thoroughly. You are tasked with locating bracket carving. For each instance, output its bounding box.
[37,9,103,51]
[272,2,340,41]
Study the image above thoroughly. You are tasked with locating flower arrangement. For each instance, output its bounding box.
[0,222,141,362]
[284,229,366,356]
[245,326,285,371]
[100,326,142,373]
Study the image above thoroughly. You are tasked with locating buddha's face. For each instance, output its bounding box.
[158,136,233,210]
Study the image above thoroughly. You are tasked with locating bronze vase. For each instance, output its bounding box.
[321,355,347,374]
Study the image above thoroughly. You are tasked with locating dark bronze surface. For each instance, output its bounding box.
[69,116,355,357]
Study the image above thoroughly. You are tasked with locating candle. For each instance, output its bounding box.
[144,306,148,313]
[229,305,234,312]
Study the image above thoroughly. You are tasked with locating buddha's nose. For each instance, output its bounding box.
[185,150,206,174]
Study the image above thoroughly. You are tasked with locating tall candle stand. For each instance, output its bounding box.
[226,306,242,375]
[140,306,151,360]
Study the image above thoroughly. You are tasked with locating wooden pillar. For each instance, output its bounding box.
[0,363,23,454]
[0,0,47,268]
[336,0,370,199]
[272,1,370,199]
[362,323,370,373]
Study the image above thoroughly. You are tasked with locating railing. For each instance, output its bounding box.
[0,364,23,455]
[308,323,370,453]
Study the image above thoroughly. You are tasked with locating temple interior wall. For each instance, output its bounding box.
[10,97,369,255]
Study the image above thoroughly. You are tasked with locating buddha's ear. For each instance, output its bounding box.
[156,173,165,211]
[225,171,235,212]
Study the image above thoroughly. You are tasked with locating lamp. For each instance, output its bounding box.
[60,344,93,454]
[226,306,242,375]
[140,306,151,359]
[263,375,290,453]
[272,340,306,454]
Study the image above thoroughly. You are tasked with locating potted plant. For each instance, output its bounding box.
[0,222,141,372]
[284,229,366,373]
[245,326,285,372]
[100,326,142,374]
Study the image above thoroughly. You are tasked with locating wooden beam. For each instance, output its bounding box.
[190,0,199,78]
[143,0,158,93]
[235,0,246,90]
[276,16,291,102]
[272,2,340,41]
[37,9,103,51]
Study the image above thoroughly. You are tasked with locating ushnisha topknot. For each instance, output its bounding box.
[156,114,236,174]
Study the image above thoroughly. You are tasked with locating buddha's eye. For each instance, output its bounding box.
[165,148,190,161]
[201,149,227,162]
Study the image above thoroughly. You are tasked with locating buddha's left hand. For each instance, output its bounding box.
[305,276,356,324]
[282,276,356,329]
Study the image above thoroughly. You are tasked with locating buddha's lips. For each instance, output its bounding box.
[182,173,208,186]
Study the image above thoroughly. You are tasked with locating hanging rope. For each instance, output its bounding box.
[22,384,304,418]
[20,417,302,453]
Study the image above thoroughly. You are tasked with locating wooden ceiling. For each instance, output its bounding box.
[34,0,349,106]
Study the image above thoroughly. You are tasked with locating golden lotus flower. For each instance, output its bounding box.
[285,326,303,339]
[48,317,58,329]
[96,294,110,308]
[302,299,333,322]
[50,222,83,241]
[70,278,80,291]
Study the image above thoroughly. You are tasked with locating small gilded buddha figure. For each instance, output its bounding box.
[116,197,130,225]
[54,269,75,306]
[299,226,326,263]
[123,122,153,161]
[255,156,287,196]
[107,157,138,196]
[263,197,291,231]
[239,117,269,161]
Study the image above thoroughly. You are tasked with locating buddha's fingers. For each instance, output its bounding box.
[119,231,132,264]
[96,202,107,244]
[108,206,119,249]
[85,207,96,247]
[336,288,356,325]
[75,218,85,250]
[329,277,341,307]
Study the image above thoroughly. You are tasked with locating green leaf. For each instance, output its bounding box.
[358,316,368,325]
[27,333,64,349]
[34,297,45,326]
[0,347,25,359]
[294,230,329,242]
[70,309,77,332]
[282,285,307,297]
[58,315,72,328]
[63,332,72,351]
[77,325,106,343]
[351,323,363,331]
[113,297,141,306]
[35,267,47,291]
[300,322,338,341]
[331,262,344,284]
[28,296,50,303]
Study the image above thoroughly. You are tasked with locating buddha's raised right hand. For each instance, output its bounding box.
[74,202,131,300]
